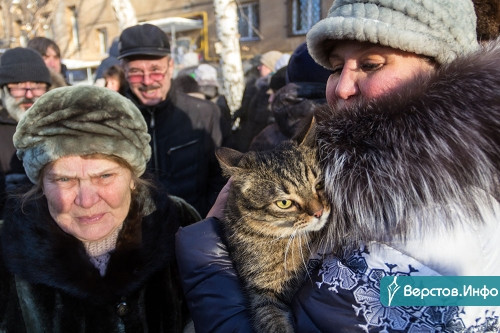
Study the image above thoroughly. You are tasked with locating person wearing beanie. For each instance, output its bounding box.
[258,50,283,77]
[0,85,200,332]
[176,0,500,332]
[118,23,224,217]
[0,47,52,218]
[191,63,232,147]
[286,42,331,84]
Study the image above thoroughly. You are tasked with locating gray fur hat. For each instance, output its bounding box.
[14,86,151,183]
[307,0,480,69]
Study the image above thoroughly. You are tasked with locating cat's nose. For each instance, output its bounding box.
[313,209,323,218]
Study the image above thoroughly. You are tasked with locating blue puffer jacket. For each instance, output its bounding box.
[175,217,253,333]
[175,218,363,333]
[176,218,500,333]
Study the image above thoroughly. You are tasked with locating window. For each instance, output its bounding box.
[290,0,321,35]
[97,28,108,56]
[238,2,260,41]
[68,6,80,50]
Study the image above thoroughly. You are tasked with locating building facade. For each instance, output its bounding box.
[0,0,330,82]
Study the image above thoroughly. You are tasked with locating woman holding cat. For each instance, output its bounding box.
[176,0,500,331]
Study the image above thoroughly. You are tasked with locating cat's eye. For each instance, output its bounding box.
[276,200,293,209]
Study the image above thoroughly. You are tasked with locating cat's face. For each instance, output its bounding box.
[217,142,331,238]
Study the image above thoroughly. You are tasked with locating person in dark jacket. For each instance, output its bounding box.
[193,64,232,147]
[0,85,201,332]
[94,37,120,84]
[175,0,500,332]
[0,47,52,218]
[227,50,284,152]
[248,42,331,151]
[118,24,224,217]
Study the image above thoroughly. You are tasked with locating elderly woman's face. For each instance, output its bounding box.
[42,156,135,242]
[325,41,436,109]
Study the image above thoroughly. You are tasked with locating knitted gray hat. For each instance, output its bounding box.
[14,86,151,183]
[0,47,51,86]
[307,0,479,69]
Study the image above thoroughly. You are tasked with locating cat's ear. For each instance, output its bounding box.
[215,147,246,173]
[294,115,316,148]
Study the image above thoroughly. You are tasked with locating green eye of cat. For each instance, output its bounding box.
[276,200,293,209]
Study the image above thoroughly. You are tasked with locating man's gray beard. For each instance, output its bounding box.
[2,86,27,122]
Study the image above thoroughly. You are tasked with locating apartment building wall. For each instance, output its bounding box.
[60,1,329,59]
[1,0,331,69]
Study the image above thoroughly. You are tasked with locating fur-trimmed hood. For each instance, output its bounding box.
[315,37,500,252]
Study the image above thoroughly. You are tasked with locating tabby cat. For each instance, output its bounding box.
[215,134,330,333]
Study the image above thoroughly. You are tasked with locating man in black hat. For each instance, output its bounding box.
[0,47,52,217]
[118,23,224,217]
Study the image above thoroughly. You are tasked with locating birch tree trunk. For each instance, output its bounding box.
[111,0,137,32]
[213,0,244,115]
[0,0,13,47]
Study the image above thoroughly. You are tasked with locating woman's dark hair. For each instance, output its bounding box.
[103,65,129,95]
[27,37,61,58]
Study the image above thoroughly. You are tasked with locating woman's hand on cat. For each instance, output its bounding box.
[206,178,232,219]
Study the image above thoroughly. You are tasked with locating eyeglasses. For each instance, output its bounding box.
[127,69,168,83]
[7,84,47,98]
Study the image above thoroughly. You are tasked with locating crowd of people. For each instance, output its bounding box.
[0,0,498,331]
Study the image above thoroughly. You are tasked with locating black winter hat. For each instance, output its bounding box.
[0,47,51,86]
[269,66,288,92]
[118,24,171,59]
[286,42,331,84]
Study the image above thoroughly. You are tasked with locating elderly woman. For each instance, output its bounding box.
[176,0,500,332]
[0,86,200,332]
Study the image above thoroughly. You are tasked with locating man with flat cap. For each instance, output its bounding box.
[118,23,224,217]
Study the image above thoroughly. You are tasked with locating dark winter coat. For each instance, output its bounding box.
[125,85,225,217]
[175,39,500,332]
[227,76,273,152]
[0,107,16,175]
[0,188,201,333]
[0,107,16,219]
[248,81,326,151]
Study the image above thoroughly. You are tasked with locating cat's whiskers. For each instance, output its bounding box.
[283,231,297,271]
[302,233,316,280]
[284,227,310,273]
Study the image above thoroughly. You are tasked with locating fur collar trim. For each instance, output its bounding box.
[315,38,500,251]
[1,194,177,304]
